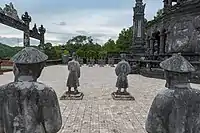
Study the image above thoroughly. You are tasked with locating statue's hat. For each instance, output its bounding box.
[11,47,48,64]
[160,53,195,73]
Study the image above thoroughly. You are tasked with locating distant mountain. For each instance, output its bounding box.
[0,43,23,59]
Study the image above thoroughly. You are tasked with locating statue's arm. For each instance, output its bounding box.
[115,64,120,76]
[42,88,62,133]
[145,96,167,133]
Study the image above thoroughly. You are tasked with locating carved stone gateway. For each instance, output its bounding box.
[145,53,200,133]
[60,53,84,100]
[0,47,62,132]
[111,54,135,100]
[0,2,46,48]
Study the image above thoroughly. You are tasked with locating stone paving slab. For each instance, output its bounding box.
[0,65,200,133]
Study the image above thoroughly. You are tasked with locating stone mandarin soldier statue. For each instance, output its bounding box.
[115,54,131,93]
[0,47,62,133]
[66,53,80,93]
[145,53,200,133]
[111,53,134,100]
[60,53,83,100]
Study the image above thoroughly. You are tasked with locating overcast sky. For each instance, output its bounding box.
[0,0,163,46]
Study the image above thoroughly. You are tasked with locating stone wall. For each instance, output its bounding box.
[146,0,200,54]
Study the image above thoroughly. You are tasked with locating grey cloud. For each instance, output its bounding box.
[52,21,67,26]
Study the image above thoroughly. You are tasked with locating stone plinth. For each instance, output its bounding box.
[111,92,135,101]
[60,91,84,100]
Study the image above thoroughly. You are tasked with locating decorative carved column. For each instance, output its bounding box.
[150,37,155,56]
[39,25,46,52]
[159,30,165,54]
[22,12,31,47]
[145,36,150,55]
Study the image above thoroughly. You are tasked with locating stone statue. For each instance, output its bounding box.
[3,2,20,20]
[66,53,80,93]
[111,54,134,100]
[115,54,131,93]
[88,58,94,67]
[60,52,83,100]
[98,58,105,67]
[145,53,200,133]
[0,47,62,132]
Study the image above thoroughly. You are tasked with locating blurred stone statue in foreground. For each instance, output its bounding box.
[0,47,62,133]
[111,53,134,100]
[145,53,200,133]
[60,53,83,100]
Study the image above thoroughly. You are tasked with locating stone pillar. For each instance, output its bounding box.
[39,25,46,52]
[145,36,150,55]
[150,37,154,55]
[22,12,31,47]
[159,31,165,54]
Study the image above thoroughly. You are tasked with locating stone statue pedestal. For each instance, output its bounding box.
[60,91,84,100]
[111,92,135,101]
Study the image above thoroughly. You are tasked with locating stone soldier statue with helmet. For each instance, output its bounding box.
[111,53,134,100]
[0,47,62,133]
[146,53,200,133]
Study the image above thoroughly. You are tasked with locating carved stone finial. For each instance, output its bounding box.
[39,25,46,34]
[32,23,38,33]
[22,12,31,24]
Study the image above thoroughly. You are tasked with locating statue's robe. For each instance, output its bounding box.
[67,60,80,87]
[115,60,131,88]
[0,81,62,133]
[146,87,200,133]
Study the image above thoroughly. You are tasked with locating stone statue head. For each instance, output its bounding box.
[120,53,126,60]
[11,47,48,81]
[72,52,76,60]
[160,53,195,89]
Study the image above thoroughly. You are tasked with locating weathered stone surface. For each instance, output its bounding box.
[0,47,62,132]
[3,2,20,20]
[115,54,131,90]
[160,53,195,73]
[146,54,200,133]
[60,91,84,100]
[11,47,48,64]
[61,55,82,100]
[111,92,135,101]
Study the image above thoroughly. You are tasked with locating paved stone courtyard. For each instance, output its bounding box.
[0,65,200,133]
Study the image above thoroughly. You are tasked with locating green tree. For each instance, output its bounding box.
[154,9,163,20]
[115,27,133,52]
[76,49,85,58]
